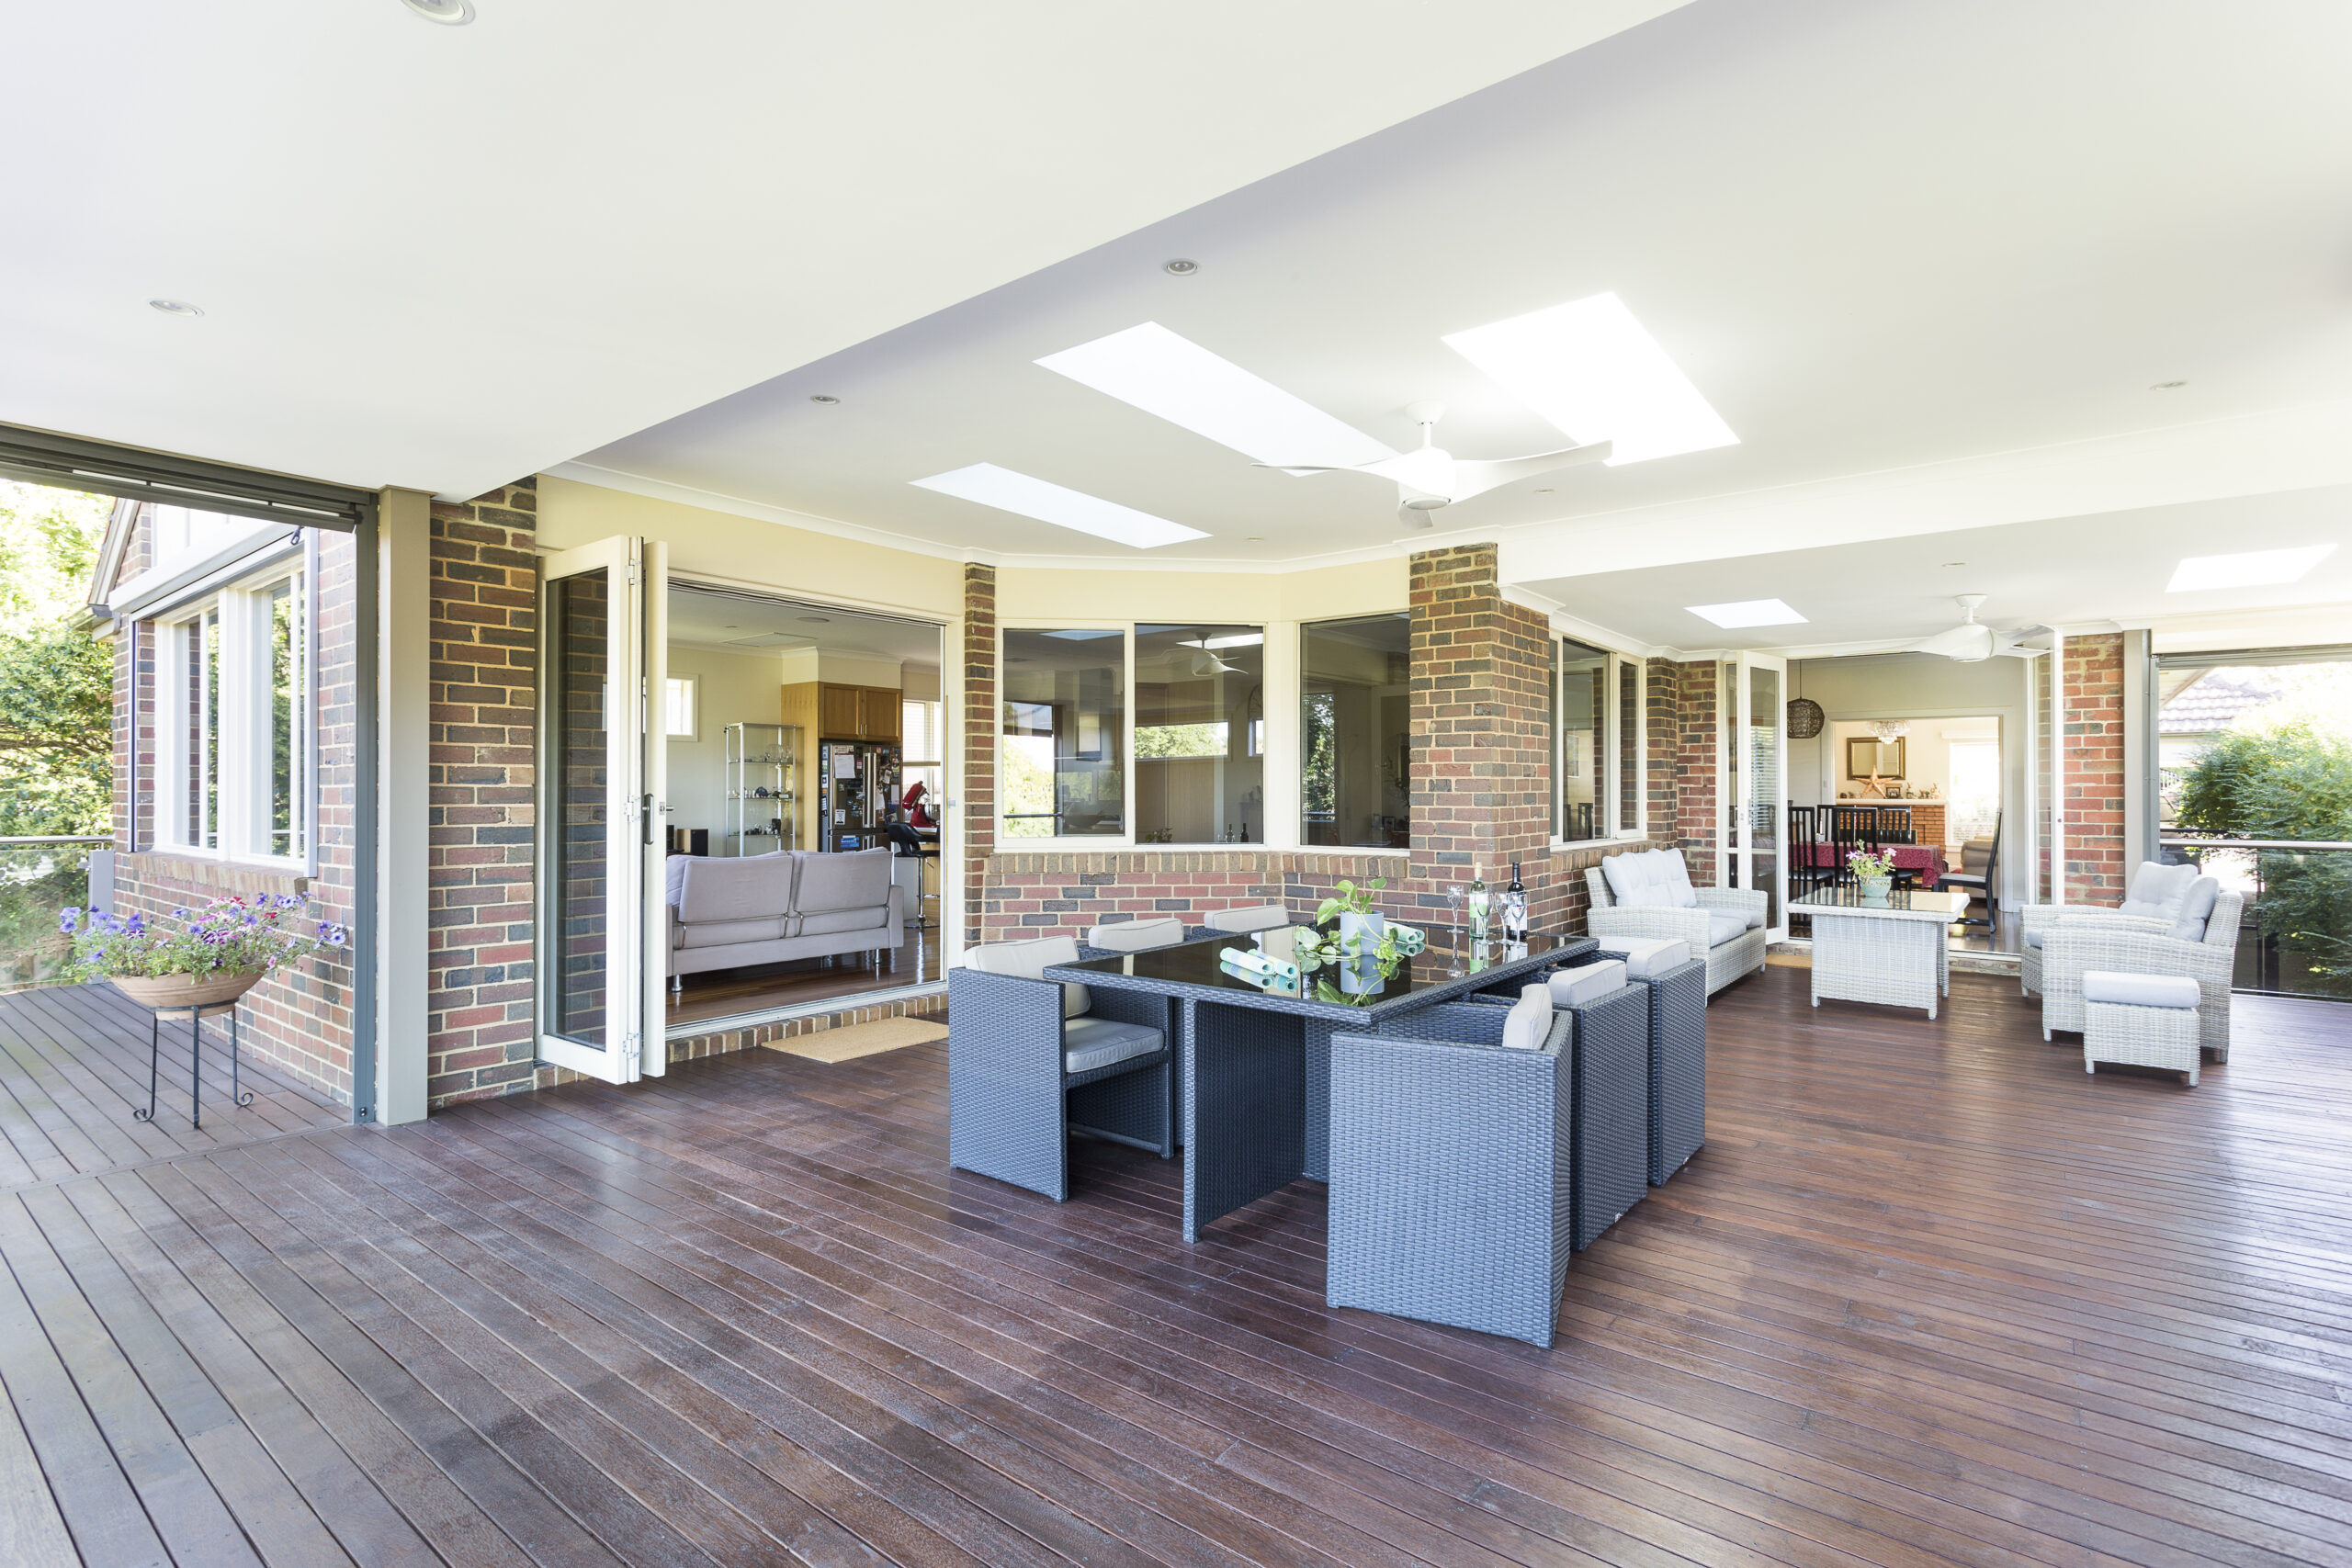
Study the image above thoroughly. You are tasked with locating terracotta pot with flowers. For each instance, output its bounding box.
[60,896,348,1010]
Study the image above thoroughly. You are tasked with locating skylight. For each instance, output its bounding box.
[1686,599,1806,629]
[1035,321,1394,471]
[2165,544,2336,592]
[910,463,1207,549]
[1442,292,1737,465]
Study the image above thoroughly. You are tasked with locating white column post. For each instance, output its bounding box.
[376,487,431,1123]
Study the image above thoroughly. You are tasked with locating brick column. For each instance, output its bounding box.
[2063,631,2126,904]
[960,563,996,948]
[1668,658,1721,883]
[424,480,540,1105]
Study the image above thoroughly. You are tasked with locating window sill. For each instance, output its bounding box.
[127,849,313,893]
[1549,834,1653,854]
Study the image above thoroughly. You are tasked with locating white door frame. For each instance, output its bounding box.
[1726,651,1791,942]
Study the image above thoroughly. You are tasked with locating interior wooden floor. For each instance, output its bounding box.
[5,966,2349,1567]
[666,928,944,1027]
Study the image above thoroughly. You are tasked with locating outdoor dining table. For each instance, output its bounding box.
[1050,928,1596,1240]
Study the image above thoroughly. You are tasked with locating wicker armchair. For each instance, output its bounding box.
[1583,851,1767,996]
[2030,893,2244,1061]
[947,939,1174,1201]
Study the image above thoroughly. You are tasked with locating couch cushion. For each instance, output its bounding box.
[1088,917,1187,953]
[2083,970,2201,1009]
[965,934,1091,1017]
[799,907,886,937]
[1204,904,1289,933]
[2118,861,2199,922]
[1594,937,1691,978]
[1062,1016,1163,1074]
[1548,960,1627,1007]
[1500,984,1554,1050]
[1708,910,1751,948]
[674,853,796,924]
[1654,849,1700,908]
[677,916,788,950]
[796,849,893,914]
[2171,876,2221,943]
[1604,849,1699,909]
[665,854,692,907]
[2024,929,2043,950]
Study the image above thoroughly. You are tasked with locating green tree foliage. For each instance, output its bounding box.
[0,482,111,836]
[2176,720,2352,990]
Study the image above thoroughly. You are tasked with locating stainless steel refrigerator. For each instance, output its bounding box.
[815,741,901,852]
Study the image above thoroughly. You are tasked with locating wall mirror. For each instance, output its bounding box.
[1845,736,1906,779]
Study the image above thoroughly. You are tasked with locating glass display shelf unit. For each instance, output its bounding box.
[724,722,799,856]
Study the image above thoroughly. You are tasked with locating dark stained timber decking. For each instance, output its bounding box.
[0,967,2347,1566]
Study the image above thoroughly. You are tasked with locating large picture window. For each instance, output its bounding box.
[1553,636,1645,844]
[1300,613,1411,850]
[160,566,311,865]
[1136,625,1262,843]
[1001,628,1127,839]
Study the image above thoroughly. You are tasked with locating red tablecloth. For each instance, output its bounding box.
[1798,842,1948,887]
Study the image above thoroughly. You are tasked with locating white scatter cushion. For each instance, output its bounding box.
[1087,917,1186,953]
[1651,849,1700,908]
[2170,877,2220,943]
[1707,910,1751,948]
[1602,852,1668,908]
[1500,984,1553,1050]
[1062,1016,1163,1073]
[1547,960,1627,1007]
[966,934,1091,1017]
[2083,970,2201,1009]
[2118,861,2199,922]
[1204,904,1289,933]
[1594,937,1690,978]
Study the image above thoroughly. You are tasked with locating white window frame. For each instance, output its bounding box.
[662,673,699,739]
[155,561,313,871]
[1552,637,1648,852]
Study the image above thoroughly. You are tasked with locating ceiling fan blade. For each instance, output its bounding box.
[1912,623,1996,660]
[1449,441,1613,502]
[1250,460,1384,479]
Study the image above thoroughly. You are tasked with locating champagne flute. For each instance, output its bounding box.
[1443,885,1465,976]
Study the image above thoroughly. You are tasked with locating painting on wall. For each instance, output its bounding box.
[1845,736,1906,780]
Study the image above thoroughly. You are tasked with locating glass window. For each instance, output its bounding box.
[1300,613,1410,849]
[162,570,310,863]
[1557,640,1607,842]
[662,675,697,738]
[1001,629,1125,839]
[1619,657,1642,833]
[266,578,305,859]
[1135,625,1263,844]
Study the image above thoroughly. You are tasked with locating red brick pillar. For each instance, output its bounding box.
[960,563,996,948]
[2063,631,2126,904]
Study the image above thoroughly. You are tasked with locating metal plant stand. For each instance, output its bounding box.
[135,1000,253,1129]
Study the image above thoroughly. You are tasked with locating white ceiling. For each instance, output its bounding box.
[564,0,2352,584]
[1,1,1685,499]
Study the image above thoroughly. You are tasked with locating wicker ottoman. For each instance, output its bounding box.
[2082,970,2201,1087]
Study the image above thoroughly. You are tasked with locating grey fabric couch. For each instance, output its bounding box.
[665,850,904,980]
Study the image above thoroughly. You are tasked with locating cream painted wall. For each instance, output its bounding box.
[995,557,1408,626]
[1827,716,1997,804]
[667,644,791,844]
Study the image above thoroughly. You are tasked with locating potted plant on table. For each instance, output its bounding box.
[1847,849,1896,903]
[60,895,347,1010]
[1315,876,1388,957]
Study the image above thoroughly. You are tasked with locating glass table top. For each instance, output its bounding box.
[1053,926,1584,1010]
[1790,886,1971,917]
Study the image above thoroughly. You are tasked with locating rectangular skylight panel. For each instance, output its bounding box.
[910,463,1207,550]
[2165,544,2335,592]
[1687,598,1806,629]
[1443,292,1737,465]
[1036,321,1395,471]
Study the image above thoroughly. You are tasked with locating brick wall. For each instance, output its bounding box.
[424,481,543,1106]
[961,564,996,948]
[1664,657,1721,882]
[2062,631,2126,904]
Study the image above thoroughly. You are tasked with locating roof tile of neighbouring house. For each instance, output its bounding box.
[2160,672,2280,735]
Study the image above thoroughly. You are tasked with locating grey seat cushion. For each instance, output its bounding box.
[678,916,788,949]
[2170,877,2221,942]
[796,849,893,914]
[1548,960,1627,1007]
[2083,970,2201,1009]
[1594,937,1691,978]
[1204,904,1289,934]
[1062,1016,1163,1074]
[1500,984,1553,1049]
[673,853,796,924]
[1088,917,1187,953]
[965,934,1091,1017]
[1707,910,1750,948]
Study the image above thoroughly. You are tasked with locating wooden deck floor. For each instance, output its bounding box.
[0,983,345,1192]
[3,967,2349,1567]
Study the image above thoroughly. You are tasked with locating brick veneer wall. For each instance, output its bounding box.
[1664,657,1721,881]
[2062,631,2127,904]
[961,564,996,948]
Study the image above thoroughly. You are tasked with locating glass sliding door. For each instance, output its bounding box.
[537,536,668,1084]
[1726,652,1790,939]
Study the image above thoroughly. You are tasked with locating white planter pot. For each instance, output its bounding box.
[1339,909,1385,957]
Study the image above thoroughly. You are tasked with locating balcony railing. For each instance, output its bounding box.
[2163,834,2352,1001]
[0,836,108,992]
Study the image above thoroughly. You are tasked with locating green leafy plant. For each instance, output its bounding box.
[62,895,346,982]
[1846,848,1895,882]
[1313,876,1385,926]
[2176,721,2352,993]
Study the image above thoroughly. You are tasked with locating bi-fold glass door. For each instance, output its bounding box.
[537,536,668,1084]
[1724,651,1789,942]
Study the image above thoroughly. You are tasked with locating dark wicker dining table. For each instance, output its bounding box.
[1049,929,1596,1241]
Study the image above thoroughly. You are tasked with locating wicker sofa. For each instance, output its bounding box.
[664,850,904,982]
[2022,886,2244,1062]
[1584,848,1767,996]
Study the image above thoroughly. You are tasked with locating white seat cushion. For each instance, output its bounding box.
[1602,850,1694,909]
[1548,960,1627,1007]
[1593,937,1691,978]
[1087,917,1186,953]
[2024,930,2044,950]
[1743,908,1766,931]
[1204,904,1289,933]
[2083,970,2201,1009]
[2118,861,2199,923]
[1061,1016,1163,1074]
[1707,910,1750,948]
[1500,984,1553,1050]
[2169,877,2221,943]
[965,934,1091,1017]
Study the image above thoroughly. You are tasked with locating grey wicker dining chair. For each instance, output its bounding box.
[947,935,1173,1201]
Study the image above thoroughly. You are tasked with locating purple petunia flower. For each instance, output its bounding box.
[124,913,144,937]
[59,908,80,935]
[324,925,348,948]
[171,908,191,920]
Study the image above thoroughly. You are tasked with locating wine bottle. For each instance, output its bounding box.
[1467,863,1490,943]
[1504,860,1527,941]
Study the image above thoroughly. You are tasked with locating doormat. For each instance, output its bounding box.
[766,1016,946,1064]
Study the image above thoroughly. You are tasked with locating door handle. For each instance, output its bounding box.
[641,794,655,845]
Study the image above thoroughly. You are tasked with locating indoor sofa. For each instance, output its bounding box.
[665,849,904,983]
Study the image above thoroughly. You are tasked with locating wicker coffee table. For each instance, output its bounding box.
[1792,886,1969,1019]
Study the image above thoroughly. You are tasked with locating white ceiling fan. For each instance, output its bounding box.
[1256,400,1611,529]
[1911,594,2045,661]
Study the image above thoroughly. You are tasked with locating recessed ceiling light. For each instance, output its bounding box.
[1442,292,1737,465]
[1036,322,1391,471]
[401,0,474,22]
[1940,561,1967,569]
[1162,259,1199,276]
[1244,536,1263,542]
[1686,598,1807,629]
[808,394,840,405]
[911,463,1207,549]
[1532,487,1555,493]
[2165,544,2335,592]
[797,615,831,624]
[148,299,203,317]
[2150,380,2188,390]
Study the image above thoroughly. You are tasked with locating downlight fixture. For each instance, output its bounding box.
[1162,258,1199,276]
[808,394,841,405]
[401,0,475,23]
[148,299,204,317]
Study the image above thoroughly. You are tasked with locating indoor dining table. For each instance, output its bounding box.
[1050,929,1596,1240]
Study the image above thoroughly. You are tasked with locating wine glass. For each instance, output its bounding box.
[1443,886,1465,976]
